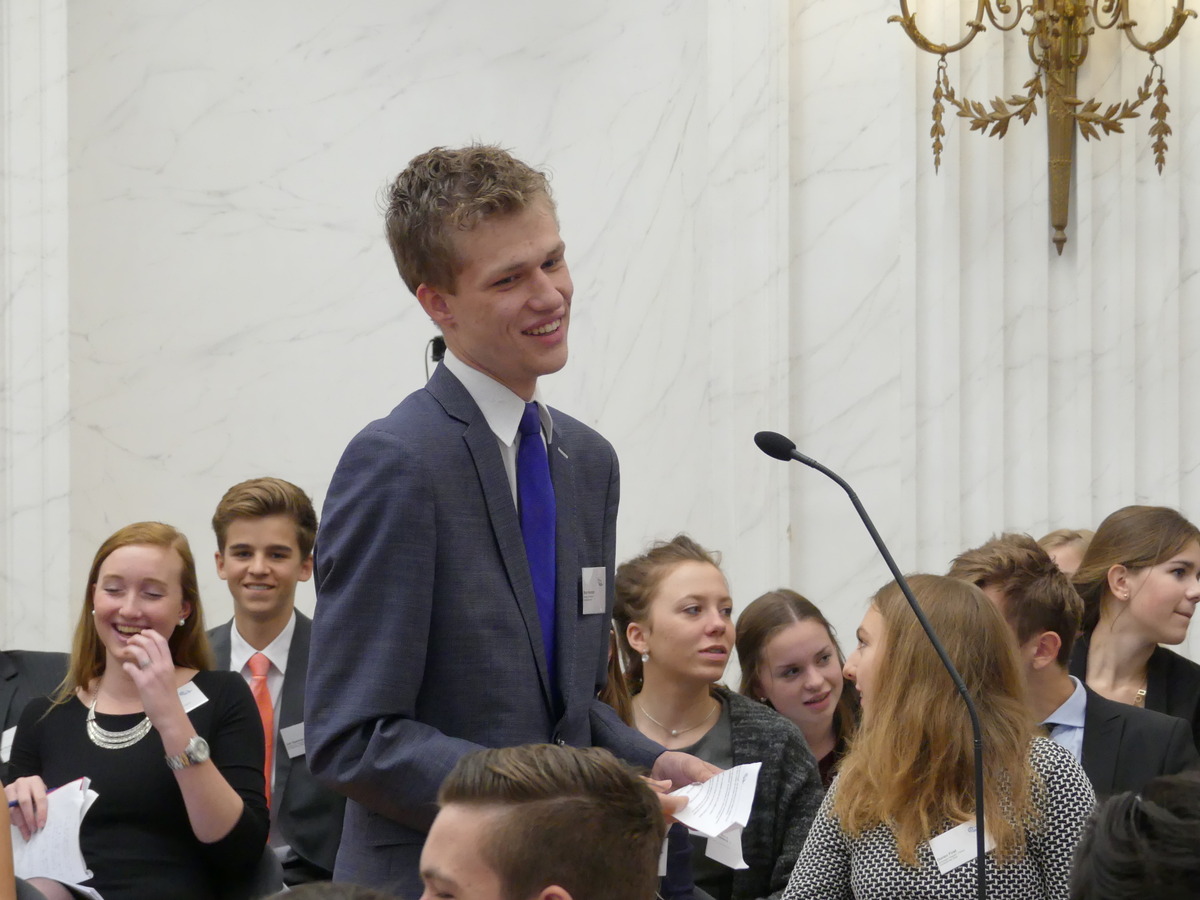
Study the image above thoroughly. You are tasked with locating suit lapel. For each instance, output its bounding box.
[548,426,579,711]
[428,365,556,713]
[1081,690,1122,795]
[273,613,310,807]
[209,622,233,669]
[0,654,19,734]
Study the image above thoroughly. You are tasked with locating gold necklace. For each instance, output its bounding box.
[635,697,718,738]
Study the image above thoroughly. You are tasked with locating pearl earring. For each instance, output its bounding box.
[178,618,186,627]
[641,652,650,663]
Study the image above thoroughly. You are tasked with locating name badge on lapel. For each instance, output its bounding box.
[280,722,306,758]
[581,567,606,615]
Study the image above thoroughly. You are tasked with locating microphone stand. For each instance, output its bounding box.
[754,432,987,900]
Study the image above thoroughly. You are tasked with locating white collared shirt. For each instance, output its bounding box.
[230,609,296,713]
[443,351,554,505]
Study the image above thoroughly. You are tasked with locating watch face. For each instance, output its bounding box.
[167,736,211,770]
[187,736,211,764]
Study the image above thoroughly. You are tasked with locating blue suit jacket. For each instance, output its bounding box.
[305,364,663,892]
[208,612,345,883]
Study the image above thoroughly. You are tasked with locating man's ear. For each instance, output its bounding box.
[533,887,573,900]
[214,550,228,581]
[1028,631,1063,671]
[416,283,454,329]
[298,554,314,584]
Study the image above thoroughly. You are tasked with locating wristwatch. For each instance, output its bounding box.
[164,735,211,770]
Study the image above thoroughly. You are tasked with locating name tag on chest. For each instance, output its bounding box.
[280,722,306,758]
[177,682,209,713]
[581,567,606,615]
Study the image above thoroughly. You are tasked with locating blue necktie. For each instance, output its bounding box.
[517,402,557,695]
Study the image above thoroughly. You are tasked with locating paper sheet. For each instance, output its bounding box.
[669,762,761,869]
[11,776,103,897]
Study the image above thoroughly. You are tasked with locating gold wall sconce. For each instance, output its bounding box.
[891,1,1195,253]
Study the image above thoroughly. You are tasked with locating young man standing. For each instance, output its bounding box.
[419,744,666,900]
[209,476,345,885]
[949,532,1199,796]
[306,145,712,895]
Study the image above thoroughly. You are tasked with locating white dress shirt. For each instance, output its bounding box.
[230,610,296,792]
[444,351,554,505]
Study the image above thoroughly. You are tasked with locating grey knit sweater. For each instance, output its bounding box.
[715,686,825,900]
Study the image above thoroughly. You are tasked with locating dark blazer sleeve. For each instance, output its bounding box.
[306,422,485,831]
[1162,716,1200,776]
[275,613,345,878]
[584,443,664,769]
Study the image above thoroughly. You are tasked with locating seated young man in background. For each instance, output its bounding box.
[210,477,345,884]
[949,532,1199,797]
[420,744,666,900]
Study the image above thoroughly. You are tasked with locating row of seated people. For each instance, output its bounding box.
[1,489,1197,898]
[1,478,345,899]
[600,503,1200,899]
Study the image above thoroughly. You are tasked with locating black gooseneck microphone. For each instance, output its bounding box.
[754,430,987,900]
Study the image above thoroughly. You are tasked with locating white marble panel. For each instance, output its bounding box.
[1,0,72,650]
[61,0,790,636]
[788,0,1200,663]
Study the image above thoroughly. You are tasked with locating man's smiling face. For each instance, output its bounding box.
[417,194,572,401]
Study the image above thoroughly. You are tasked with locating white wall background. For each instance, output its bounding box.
[2,0,1198,665]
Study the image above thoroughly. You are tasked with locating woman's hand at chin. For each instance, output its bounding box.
[123,629,186,730]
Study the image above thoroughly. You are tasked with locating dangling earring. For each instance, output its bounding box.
[641,652,650,663]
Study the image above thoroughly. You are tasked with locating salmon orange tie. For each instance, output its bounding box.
[248,652,273,807]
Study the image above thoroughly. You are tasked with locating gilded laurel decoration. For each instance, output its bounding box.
[893,0,1196,252]
[1065,75,1152,142]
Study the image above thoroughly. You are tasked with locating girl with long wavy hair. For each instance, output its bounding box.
[6,523,269,900]
[785,575,1094,899]
[612,535,823,900]
[1068,505,1200,751]
[735,589,859,787]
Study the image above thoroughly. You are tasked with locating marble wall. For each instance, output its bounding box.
[2,0,1198,664]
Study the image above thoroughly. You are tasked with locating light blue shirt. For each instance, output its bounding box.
[1041,675,1087,763]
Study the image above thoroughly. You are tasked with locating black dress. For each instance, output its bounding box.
[10,670,268,900]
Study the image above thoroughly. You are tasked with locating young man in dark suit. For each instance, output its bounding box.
[0,649,67,783]
[950,532,1199,796]
[306,145,714,896]
[209,477,344,885]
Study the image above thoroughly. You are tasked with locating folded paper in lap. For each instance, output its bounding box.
[12,776,103,899]
[669,762,761,869]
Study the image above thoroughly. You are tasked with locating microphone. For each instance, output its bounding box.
[755,431,988,900]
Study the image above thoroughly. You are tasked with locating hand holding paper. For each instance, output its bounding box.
[11,776,101,897]
[668,762,761,869]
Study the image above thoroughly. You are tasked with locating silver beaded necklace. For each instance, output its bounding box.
[86,696,152,750]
